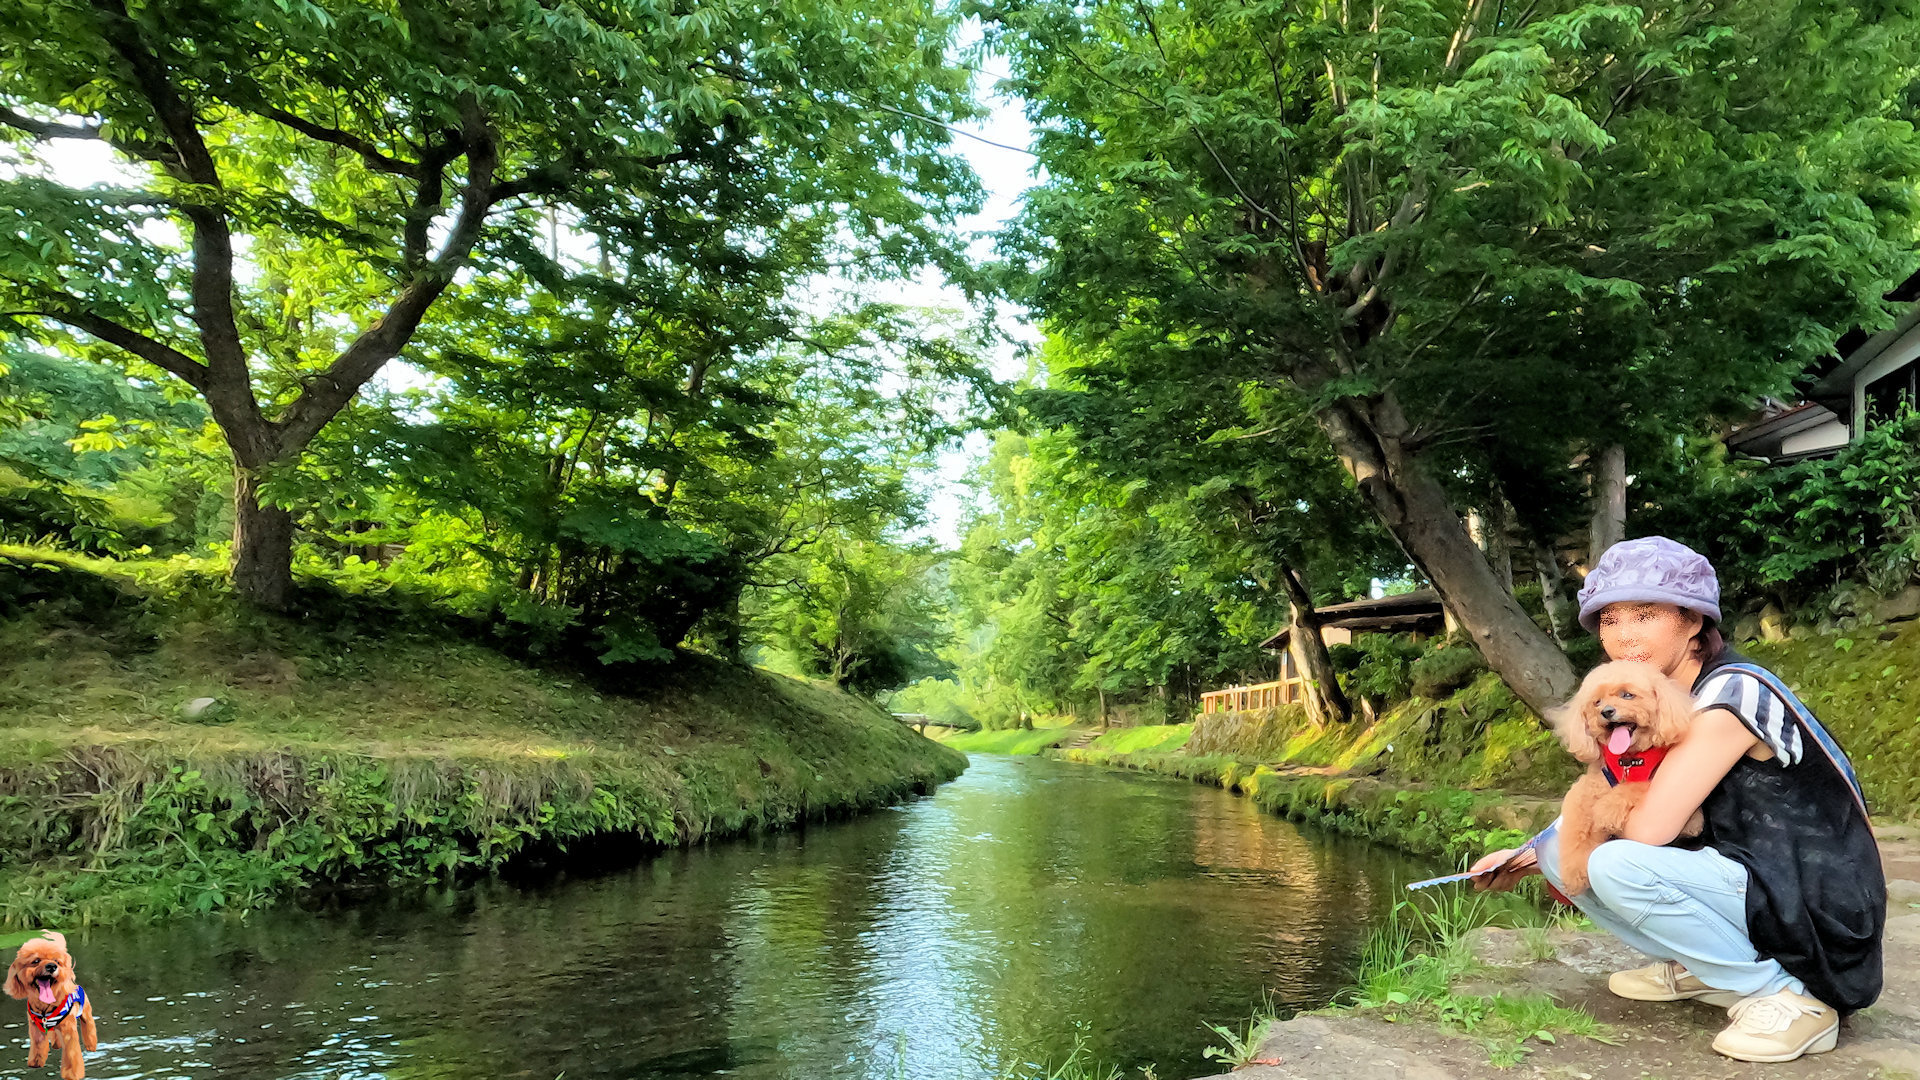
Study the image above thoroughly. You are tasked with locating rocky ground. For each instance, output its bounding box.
[1203,827,1920,1080]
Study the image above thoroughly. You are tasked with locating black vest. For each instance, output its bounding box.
[1692,653,1885,1012]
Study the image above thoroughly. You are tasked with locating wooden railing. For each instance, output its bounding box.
[1198,677,1306,714]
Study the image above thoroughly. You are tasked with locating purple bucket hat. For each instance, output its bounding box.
[1577,536,1721,632]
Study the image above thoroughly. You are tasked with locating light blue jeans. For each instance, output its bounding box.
[1535,828,1804,1000]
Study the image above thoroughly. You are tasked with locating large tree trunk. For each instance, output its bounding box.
[1589,443,1627,564]
[231,465,295,610]
[1314,391,1577,717]
[1277,563,1352,723]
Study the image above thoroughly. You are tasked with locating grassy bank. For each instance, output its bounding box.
[1061,742,1559,864]
[935,725,1079,755]
[0,549,966,927]
[1054,620,1920,869]
[1054,671,1570,863]
[1744,622,1920,816]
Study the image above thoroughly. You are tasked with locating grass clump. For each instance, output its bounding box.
[1339,890,1614,1067]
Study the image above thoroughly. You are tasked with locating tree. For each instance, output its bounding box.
[1017,334,1400,721]
[981,0,1920,714]
[1,0,980,607]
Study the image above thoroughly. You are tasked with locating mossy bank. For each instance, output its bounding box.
[1059,622,1920,866]
[0,550,966,927]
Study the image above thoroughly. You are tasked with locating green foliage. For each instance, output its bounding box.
[1410,647,1489,700]
[883,677,983,730]
[946,420,1397,729]
[1200,992,1280,1070]
[750,535,951,694]
[0,0,988,604]
[1337,634,1430,703]
[974,0,1920,710]
[984,0,1920,518]
[1641,414,1920,611]
[0,346,218,554]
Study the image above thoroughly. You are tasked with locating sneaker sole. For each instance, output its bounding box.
[1712,1022,1839,1063]
[1609,985,1746,1009]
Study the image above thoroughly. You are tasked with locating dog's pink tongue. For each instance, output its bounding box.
[35,981,53,1005]
[1607,725,1634,755]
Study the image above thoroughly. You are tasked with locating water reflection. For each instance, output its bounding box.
[11,755,1431,1080]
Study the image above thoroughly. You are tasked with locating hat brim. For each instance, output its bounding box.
[1577,589,1722,632]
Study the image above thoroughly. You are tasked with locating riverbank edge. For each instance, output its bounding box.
[0,689,967,929]
[1050,746,1559,866]
[0,551,969,927]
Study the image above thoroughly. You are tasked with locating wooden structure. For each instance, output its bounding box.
[1201,589,1448,715]
[892,713,964,734]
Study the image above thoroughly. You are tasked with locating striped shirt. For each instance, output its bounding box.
[1694,669,1803,766]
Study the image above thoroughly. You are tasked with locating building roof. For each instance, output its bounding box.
[1724,400,1842,456]
[1259,588,1447,651]
[1805,266,1920,418]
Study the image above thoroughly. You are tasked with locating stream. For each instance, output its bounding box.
[6,754,1435,1080]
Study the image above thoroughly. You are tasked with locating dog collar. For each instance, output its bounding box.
[26,985,83,1031]
[1602,743,1669,785]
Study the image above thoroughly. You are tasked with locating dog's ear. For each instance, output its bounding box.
[1649,672,1697,744]
[2,956,28,1001]
[1549,691,1601,763]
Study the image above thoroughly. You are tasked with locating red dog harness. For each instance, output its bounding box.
[27,986,83,1032]
[1602,742,1670,786]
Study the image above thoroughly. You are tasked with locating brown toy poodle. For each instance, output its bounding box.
[6,931,97,1079]
[1550,660,1704,896]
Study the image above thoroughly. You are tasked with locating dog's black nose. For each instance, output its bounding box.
[1599,705,1617,721]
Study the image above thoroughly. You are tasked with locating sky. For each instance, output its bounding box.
[894,52,1044,549]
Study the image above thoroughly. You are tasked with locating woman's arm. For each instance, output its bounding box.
[1620,706,1762,846]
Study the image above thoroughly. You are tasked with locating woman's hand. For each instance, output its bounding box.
[1468,846,1540,892]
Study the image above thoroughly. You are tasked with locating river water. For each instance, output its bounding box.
[11,754,1434,1080]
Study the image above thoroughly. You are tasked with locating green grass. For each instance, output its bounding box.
[1336,890,1615,1067]
[0,547,967,927]
[940,726,1082,755]
[1085,723,1191,754]
[1746,621,1920,818]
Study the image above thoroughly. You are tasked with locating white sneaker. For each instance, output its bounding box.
[1711,988,1839,1062]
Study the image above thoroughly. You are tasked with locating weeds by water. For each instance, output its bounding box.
[1338,888,1614,1066]
[1200,989,1279,1069]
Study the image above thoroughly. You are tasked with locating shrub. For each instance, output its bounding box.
[1410,646,1487,699]
[1338,633,1429,704]
[1639,413,1920,611]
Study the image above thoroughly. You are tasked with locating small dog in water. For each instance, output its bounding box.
[1551,661,1704,896]
[5,931,97,1079]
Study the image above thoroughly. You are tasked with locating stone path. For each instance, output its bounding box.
[1200,826,1920,1080]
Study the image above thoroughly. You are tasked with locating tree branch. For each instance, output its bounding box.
[247,101,422,178]
[0,107,106,142]
[273,98,502,452]
[15,303,210,391]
